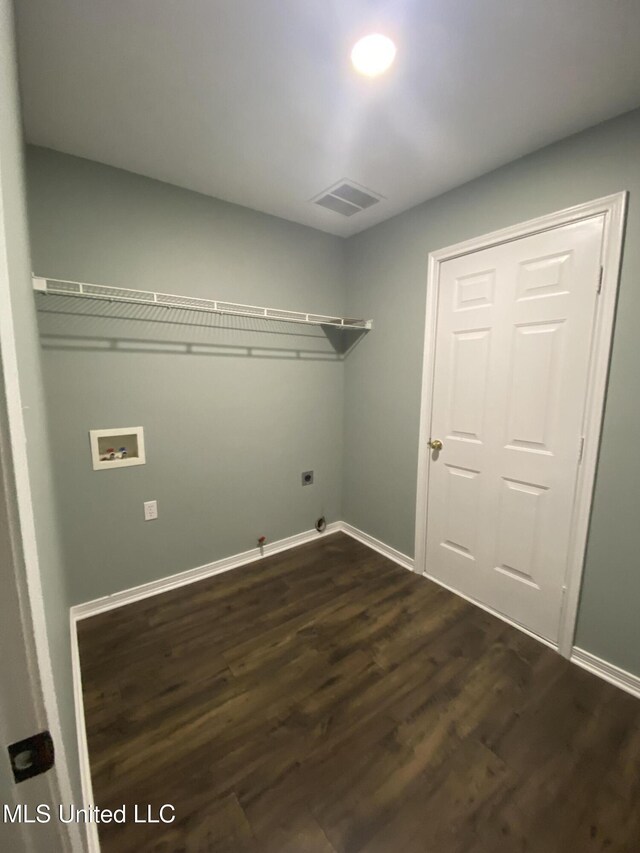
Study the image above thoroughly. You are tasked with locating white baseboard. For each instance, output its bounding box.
[71,522,342,621]
[571,647,640,700]
[339,522,415,572]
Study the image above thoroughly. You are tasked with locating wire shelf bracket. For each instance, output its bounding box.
[32,276,373,330]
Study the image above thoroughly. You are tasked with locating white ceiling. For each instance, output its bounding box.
[15,0,640,237]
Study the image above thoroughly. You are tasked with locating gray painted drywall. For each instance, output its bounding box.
[0,0,81,811]
[26,146,346,604]
[25,111,640,679]
[343,107,640,676]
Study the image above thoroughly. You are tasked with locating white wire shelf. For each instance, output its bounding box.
[32,276,372,330]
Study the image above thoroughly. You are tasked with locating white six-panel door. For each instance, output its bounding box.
[425,216,605,643]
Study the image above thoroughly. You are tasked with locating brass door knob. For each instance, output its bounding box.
[429,439,443,451]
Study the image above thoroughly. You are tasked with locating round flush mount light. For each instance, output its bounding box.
[351,33,396,77]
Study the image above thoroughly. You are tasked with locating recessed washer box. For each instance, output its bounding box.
[89,426,145,471]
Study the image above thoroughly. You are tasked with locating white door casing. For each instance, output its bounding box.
[0,226,76,853]
[0,375,66,853]
[0,1,80,845]
[415,194,627,653]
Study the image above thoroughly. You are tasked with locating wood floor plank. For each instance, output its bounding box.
[78,532,640,852]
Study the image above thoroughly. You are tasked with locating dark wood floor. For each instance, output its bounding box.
[78,532,640,853]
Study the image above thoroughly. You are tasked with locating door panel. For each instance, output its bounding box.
[506,321,563,452]
[442,463,481,559]
[425,216,604,643]
[450,329,491,440]
[495,477,546,587]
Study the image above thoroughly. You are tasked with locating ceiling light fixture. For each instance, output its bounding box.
[351,33,396,77]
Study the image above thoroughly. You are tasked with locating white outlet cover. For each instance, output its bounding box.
[144,500,158,521]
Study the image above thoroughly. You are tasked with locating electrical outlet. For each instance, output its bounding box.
[144,500,158,521]
[301,470,314,486]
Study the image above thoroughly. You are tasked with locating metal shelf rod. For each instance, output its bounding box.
[32,276,372,330]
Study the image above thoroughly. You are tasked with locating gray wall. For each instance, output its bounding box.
[26,147,346,604]
[0,0,80,815]
[343,107,640,676]
[27,110,640,678]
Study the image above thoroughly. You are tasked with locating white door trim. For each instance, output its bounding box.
[414,192,627,657]
[0,186,81,851]
[0,1,81,844]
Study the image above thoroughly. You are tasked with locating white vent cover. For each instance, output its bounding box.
[312,180,383,217]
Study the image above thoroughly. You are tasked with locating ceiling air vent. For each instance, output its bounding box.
[312,180,383,217]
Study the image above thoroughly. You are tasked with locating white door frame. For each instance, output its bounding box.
[0,215,81,853]
[0,0,80,844]
[414,192,627,658]
[0,356,77,853]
